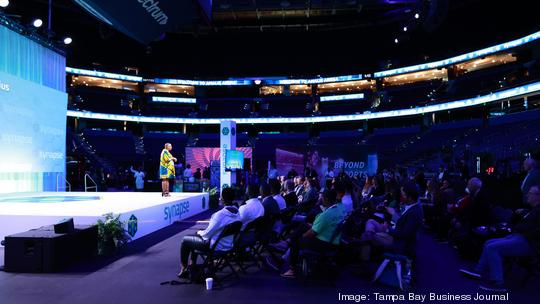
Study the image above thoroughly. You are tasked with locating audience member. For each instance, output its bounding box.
[271,180,287,210]
[183,164,193,180]
[460,184,540,292]
[281,189,347,278]
[287,168,298,180]
[335,182,353,214]
[521,158,540,203]
[294,176,305,197]
[239,184,265,229]
[300,178,318,203]
[283,179,299,208]
[194,168,202,180]
[377,182,424,257]
[177,187,240,278]
[261,183,280,219]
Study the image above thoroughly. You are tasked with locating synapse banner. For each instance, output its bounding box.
[0,25,67,193]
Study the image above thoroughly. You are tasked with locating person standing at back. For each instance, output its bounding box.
[130,166,145,191]
[183,164,193,181]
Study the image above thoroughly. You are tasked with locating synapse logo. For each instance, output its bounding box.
[222,127,230,136]
[164,201,190,223]
[127,214,138,237]
[136,0,168,25]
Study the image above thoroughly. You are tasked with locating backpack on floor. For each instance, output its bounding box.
[373,253,412,290]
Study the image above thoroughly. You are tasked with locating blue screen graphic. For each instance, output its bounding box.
[0,71,67,192]
[225,150,244,171]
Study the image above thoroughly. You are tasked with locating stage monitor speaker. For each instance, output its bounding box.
[54,218,75,234]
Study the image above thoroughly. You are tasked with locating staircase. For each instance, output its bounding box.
[67,129,116,176]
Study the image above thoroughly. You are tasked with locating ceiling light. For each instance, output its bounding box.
[394,38,399,44]
[0,0,9,8]
[63,37,72,45]
[403,26,408,32]
[32,19,43,28]
[414,13,420,19]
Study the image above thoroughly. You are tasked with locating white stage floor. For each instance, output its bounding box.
[0,192,209,242]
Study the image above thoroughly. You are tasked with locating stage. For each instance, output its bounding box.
[0,192,209,242]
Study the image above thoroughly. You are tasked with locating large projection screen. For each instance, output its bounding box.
[0,24,67,193]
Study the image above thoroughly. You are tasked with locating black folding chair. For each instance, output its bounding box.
[278,206,298,237]
[299,219,346,278]
[194,221,243,282]
[233,217,266,272]
[253,214,281,260]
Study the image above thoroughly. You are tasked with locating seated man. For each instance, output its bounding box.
[271,180,287,210]
[281,189,347,278]
[374,182,423,257]
[261,183,280,219]
[239,184,265,230]
[177,188,240,278]
[283,179,299,208]
[335,182,354,214]
[459,184,540,292]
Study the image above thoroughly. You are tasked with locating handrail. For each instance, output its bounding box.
[84,173,98,192]
[56,173,72,192]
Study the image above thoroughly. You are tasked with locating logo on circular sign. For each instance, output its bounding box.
[222,127,229,135]
[222,183,229,189]
[231,127,236,136]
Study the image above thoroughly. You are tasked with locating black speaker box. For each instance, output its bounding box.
[54,218,75,234]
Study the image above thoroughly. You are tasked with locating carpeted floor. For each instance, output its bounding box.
[0,210,537,304]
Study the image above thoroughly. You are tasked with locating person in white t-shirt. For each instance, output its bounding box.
[239,184,265,230]
[335,182,354,214]
[183,164,193,181]
[130,166,145,191]
[177,188,240,278]
[271,180,286,210]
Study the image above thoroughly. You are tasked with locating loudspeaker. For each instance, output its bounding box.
[4,225,98,273]
[54,218,75,234]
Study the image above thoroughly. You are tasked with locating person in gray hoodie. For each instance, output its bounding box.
[177,188,240,278]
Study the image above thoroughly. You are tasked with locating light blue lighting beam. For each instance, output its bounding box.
[67,82,540,125]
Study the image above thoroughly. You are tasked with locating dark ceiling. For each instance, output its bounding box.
[2,0,539,78]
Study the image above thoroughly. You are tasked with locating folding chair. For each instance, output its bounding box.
[299,219,346,278]
[194,221,242,282]
[233,217,266,272]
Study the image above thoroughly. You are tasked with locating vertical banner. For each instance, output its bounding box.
[220,121,237,190]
